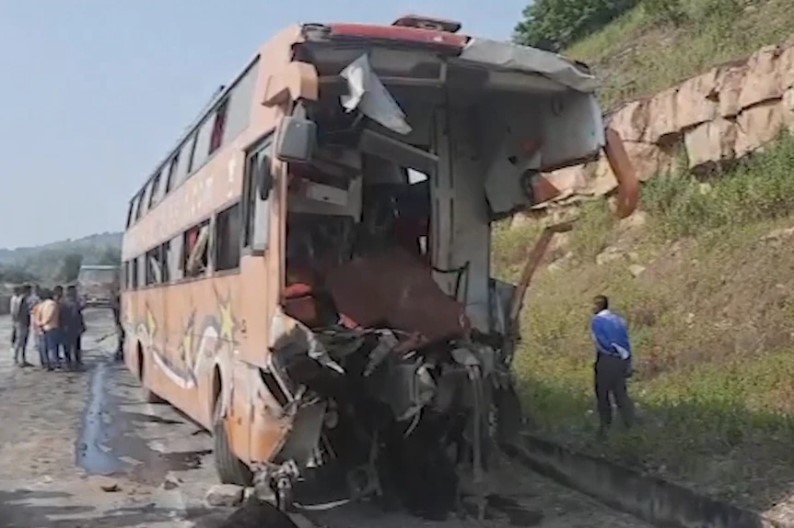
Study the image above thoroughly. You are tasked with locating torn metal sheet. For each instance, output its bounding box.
[459,38,599,93]
[340,54,412,135]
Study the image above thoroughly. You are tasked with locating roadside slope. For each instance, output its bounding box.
[499,134,794,520]
[565,0,794,108]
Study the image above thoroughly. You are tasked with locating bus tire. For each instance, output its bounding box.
[213,400,253,486]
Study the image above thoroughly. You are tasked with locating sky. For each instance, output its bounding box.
[0,0,529,249]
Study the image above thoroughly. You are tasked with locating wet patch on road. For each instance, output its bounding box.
[76,362,125,476]
[76,359,209,487]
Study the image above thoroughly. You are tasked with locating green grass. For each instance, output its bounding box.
[565,0,794,109]
[500,134,794,512]
[643,133,794,239]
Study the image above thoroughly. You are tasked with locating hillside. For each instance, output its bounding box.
[563,0,794,109]
[0,232,122,284]
[504,0,794,521]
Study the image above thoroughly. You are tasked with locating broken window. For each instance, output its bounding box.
[168,234,183,282]
[183,221,210,278]
[209,99,229,155]
[145,247,163,285]
[215,202,242,271]
[165,154,179,193]
[148,170,163,209]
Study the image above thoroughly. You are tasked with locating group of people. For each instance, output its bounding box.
[9,284,86,371]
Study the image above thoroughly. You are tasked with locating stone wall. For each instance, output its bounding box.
[540,37,794,208]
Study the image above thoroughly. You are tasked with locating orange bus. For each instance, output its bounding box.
[121,15,638,517]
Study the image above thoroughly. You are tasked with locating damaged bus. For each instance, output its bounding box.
[121,15,639,520]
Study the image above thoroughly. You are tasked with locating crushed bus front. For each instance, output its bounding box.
[246,15,638,518]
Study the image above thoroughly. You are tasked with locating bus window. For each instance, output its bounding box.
[168,234,184,282]
[223,59,259,144]
[161,242,171,283]
[131,257,139,289]
[183,221,210,278]
[243,139,272,252]
[145,247,163,285]
[192,117,214,171]
[215,202,241,271]
[148,170,163,209]
[174,136,196,188]
[165,154,179,194]
[135,191,145,221]
[126,199,135,228]
[209,100,229,155]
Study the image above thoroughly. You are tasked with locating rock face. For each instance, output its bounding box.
[533,39,794,212]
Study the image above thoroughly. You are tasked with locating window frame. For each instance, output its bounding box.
[148,170,163,209]
[181,218,212,280]
[242,133,274,256]
[214,201,243,273]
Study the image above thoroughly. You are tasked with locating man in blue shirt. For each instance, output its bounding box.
[591,295,634,438]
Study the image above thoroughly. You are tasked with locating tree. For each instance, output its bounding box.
[514,0,640,51]
[58,253,83,283]
[0,264,38,284]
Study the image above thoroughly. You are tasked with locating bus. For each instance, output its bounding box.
[77,264,119,307]
[121,15,638,516]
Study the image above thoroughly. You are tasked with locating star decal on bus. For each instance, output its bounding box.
[219,302,235,342]
[146,306,157,339]
[181,310,196,366]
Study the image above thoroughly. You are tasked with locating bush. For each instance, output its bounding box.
[515,0,641,51]
[643,0,688,26]
[643,133,794,238]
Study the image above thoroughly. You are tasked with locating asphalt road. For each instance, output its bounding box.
[0,310,649,528]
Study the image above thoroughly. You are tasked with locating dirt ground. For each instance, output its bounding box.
[0,310,648,528]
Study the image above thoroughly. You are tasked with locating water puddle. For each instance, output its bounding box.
[76,362,124,475]
[75,360,209,484]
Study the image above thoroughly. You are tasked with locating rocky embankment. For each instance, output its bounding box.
[543,37,794,207]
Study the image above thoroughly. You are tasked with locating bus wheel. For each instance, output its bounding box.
[213,399,253,486]
[137,344,165,404]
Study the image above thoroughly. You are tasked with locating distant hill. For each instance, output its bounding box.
[0,232,123,284]
[0,232,122,264]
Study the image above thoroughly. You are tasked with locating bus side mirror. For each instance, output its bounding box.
[275,115,317,164]
[257,155,274,201]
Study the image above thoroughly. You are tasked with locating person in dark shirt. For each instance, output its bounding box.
[111,287,124,362]
[61,285,86,370]
[11,285,33,367]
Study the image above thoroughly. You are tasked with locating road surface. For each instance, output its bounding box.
[0,310,649,527]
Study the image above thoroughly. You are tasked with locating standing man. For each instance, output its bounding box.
[30,288,46,369]
[591,295,634,438]
[61,285,86,370]
[13,285,33,367]
[111,285,124,362]
[35,289,61,371]
[9,286,22,359]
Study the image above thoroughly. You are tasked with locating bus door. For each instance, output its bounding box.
[239,134,278,368]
